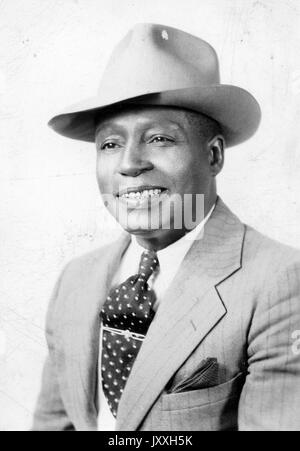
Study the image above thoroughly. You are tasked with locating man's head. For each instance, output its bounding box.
[95,105,224,249]
[47,23,261,247]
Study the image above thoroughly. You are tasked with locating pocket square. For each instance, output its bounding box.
[170,358,219,394]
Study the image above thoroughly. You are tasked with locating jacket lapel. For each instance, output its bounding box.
[60,232,131,430]
[116,198,245,430]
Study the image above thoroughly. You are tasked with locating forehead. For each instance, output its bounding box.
[95,106,204,135]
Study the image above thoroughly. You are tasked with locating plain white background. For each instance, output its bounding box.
[0,0,299,430]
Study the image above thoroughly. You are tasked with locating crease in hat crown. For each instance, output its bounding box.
[48,22,261,147]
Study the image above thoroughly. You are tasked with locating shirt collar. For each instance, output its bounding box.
[131,203,216,273]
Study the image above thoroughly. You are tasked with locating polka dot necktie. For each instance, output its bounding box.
[100,250,159,417]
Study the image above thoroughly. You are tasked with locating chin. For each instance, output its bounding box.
[121,219,160,235]
[125,227,161,236]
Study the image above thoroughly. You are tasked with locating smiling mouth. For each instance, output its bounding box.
[116,186,167,200]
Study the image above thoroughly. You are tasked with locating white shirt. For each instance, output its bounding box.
[97,204,215,430]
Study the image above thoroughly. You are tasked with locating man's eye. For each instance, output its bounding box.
[150,136,173,144]
[101,142,119,150]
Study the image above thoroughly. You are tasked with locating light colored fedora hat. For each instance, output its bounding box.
[49,23,261,147]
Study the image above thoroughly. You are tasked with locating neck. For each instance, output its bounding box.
[135,228,186,251]
[134,195,217,251]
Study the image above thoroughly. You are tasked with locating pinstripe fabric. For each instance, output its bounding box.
[32,197,300,431]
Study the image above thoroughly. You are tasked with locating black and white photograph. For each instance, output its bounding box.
[0,0,300,433]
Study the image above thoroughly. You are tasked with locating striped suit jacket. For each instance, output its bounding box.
[33,197,300,431]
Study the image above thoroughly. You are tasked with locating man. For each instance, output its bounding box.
[33,23,300,431]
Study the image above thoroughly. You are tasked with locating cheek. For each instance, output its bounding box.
[154,150,193,186]
[171,151,210,193]
[168,152,197,189]
[96,155,113,192]
[97,172,108,193]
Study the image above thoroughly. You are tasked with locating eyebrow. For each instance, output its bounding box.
[95,120,185,136]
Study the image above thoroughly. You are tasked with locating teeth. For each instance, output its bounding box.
[120,188,163,199]
[129,191,139,198]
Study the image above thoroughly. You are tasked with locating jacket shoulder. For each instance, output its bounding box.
[67,241,116,269]
[57,234,128,292]
[243,224,300,269]
[67,232,129,269]
[241,225,300,299]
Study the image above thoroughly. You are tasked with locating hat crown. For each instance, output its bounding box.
[98,23,220,104]
[48,23,261,147]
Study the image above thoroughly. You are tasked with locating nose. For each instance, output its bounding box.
[118,140,153,177]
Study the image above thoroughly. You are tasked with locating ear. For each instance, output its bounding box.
[207,135,225,176]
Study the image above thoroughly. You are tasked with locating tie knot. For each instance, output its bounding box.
[138,250,158,281]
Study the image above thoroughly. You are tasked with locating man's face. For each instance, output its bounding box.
[95,106,218,241]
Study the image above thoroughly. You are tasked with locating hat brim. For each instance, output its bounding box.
[48,85,261,147]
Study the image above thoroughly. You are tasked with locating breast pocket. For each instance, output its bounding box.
[161,372,245,431]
